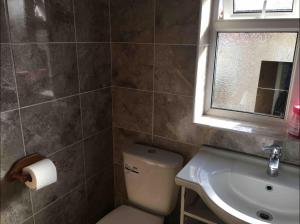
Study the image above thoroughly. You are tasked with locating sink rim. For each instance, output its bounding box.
[175,146,300,224]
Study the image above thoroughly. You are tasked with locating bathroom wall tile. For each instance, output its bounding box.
[154,93,207,145]
[0,182,32,224]
[155,45,196,96]
[87,170,114,224]
[13,43,78,107]
[153,136,198,163]
[0,110,24,178]
[113,87,153,133]
[34,185,87,224]
[77,43,111,92]
[83,129,113,179]
[113,127,152,164]
[7,0,75,42]
[1,44,18,112]
[114,163,126,196]
[112,43,153,90]
[155,0,200,44]
[1,0,9,43]
[21,96,81,156]
[74,0,109,42]
[81,88,112,138]
[22,218,34,224]
[31,142,84,212]
[110,0,154,42]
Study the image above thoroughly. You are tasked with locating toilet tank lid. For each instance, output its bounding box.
[124,144,183,168]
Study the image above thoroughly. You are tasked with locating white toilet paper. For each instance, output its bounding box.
[22,159,57,190]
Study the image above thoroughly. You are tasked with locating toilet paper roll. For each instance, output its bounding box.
[22,159,57,190]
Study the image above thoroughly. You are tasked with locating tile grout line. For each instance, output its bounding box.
[151,0,156,143]
[71,0,88,202]
[6,41,197,46]
[108,0,117,207]
[3,0,35,223]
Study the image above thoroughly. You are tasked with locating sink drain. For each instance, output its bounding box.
[257,210,273,221]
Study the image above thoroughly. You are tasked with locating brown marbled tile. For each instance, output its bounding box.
[7,0,75,42]
[0,181,32,224]
[155,0,200,44]
[77,43,111,92]
[22,218,34,224]
[87,170,114,224]
[1,0,9,43]
[0,110,24,179]
[21,96,82,156]
[153,136,198,163]
[74,0,109,42]
[114,163,126,196]
[34,185,87,224]
[154,93,207,145]
[112,43,154,90]
[155,45,196,96]
[113,127,152,164]
[113,87,153,133]
[81,88,112,138]
[31,142,84,212]
[83,128,113,179]
[13,43,78,107]
[110,0,154,43]
[1,44,18,112]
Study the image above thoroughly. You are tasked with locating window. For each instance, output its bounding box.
[194,0,300,131]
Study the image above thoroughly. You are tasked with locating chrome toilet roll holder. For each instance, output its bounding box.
[6,153,46,183]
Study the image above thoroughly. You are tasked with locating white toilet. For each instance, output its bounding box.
[97,144,184,224]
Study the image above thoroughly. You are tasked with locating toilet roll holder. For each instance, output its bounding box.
[6,153,45,183]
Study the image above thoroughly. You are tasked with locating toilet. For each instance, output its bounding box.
[97,144,184,224]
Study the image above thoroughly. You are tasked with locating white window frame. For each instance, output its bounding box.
[194,0,300,129]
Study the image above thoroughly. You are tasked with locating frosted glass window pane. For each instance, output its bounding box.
[266,0,294,11]
[234,0,294,12]
[234,0,265,12]
[212,32,297,118]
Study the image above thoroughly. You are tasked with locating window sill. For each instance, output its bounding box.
[195,115,298,141]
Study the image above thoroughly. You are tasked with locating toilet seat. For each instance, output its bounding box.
[97,205,164,224]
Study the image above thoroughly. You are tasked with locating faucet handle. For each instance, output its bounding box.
[262,144,282,157]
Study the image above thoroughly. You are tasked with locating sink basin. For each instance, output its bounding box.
[175,146,300,224]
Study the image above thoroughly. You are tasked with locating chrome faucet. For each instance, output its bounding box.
[262,144,282,177]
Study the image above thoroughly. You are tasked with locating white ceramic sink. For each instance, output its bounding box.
[175,146,300,224]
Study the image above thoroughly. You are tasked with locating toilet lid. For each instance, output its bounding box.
[97,205,164,224]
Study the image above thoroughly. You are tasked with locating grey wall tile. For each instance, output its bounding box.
[1,0,9,43]
[21,96,82,156]
[155,0,200,44]
[113,163,126,196]
[153,136,198,163]
[155,45,196,96]
[31,142,84,212]
[0,110,24,179]
[112,43,154,90]
[1,44,18,112]
[154,93,206,145]
[13,43,78,106]
[87,171,114,224]
[113,127,152,164]
[22,217,34,224]
[81,88,112,138]
[84,129,113,179]
[34,185,87,224]
[113,87,153,133]
[74,0,109,42]
[0,182,32,224]
[110,0,154,43]
[77,43,111,92]
[7,0,75,42]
